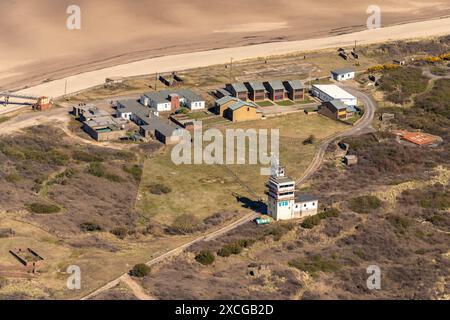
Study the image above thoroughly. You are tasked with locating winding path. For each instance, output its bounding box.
[296,86,377,185]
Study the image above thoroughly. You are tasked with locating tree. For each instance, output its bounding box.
[130,264,151,278]
[195,250,215,265]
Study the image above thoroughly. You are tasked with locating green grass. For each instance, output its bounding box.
[87,162,123,182]
[276,100,295,106]
[348,195,382,214]
[137,112,347,225]
[289,255,341,276]
[256,101,274,107]
[295,98,314,104]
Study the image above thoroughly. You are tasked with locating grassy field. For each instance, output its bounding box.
[137,112,347,225]
[276,100,295,106]
[256,101,274,107]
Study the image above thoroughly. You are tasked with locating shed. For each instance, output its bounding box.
[344,155,358,166]
[331,68,355,81]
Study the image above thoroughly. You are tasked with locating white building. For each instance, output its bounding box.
[331,68,355,81]
[140,89,205,112]
[311,84,358,107]
[267,164,319,221]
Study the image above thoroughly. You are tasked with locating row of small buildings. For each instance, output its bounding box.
[218,80,306,102]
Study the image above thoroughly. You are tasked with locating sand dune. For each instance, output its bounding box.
[0,0,449,90]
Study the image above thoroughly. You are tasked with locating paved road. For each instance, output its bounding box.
[296,86,377,185]
[81,86,377,301]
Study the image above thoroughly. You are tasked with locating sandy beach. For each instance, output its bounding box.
[10,16,450,98]
[0,0,449,96]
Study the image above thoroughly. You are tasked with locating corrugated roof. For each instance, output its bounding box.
[229,82,248,92]
[328,99,347,110]
[266,80,285,91]
[143,89,205,104]
[286,80,304,90]
[229,101,258,111]
[248,82,266,91]
[216,96,238,106]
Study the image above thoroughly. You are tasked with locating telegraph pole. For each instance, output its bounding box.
[229,58,233,83]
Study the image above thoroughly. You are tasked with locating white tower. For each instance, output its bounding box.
[267,159,296,221]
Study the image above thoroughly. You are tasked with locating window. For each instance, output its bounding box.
[247,107,250,112]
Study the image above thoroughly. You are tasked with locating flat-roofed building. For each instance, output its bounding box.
[331,68,355,81]
[311,84,358,106]
[268,164,319,221]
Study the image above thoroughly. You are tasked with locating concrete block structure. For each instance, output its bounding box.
[73,105,128,141]
[319,99,356,120]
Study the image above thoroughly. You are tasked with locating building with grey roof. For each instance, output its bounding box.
[245,81,267,102]
[72,104,129,142]
[116,99,184,145]
[283,80,306,101]
[264,80,286,101]
[140,89,205,112]
[225,83,249,101]
[319,99,357,121]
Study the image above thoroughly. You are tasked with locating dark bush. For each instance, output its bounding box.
[348,195,382,214]
[171,214,201,234]
[87,162,123,182]
[149,183,172,195]
[217,242,243,257]
[27,202,61,214]
[195,250,215,265]
[301,215,321,229]
[301,208,340,229]
[123,165,143,182]
[130,264,151,278]
[72,151,104,163]
[289,255,341,276]
[80,222,102,232]
[111,226,128,239]
[303,135,316,145]
[386,215,411,234]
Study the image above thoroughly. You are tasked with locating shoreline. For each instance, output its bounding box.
[4,14,448,92]
[10,16,450,98]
